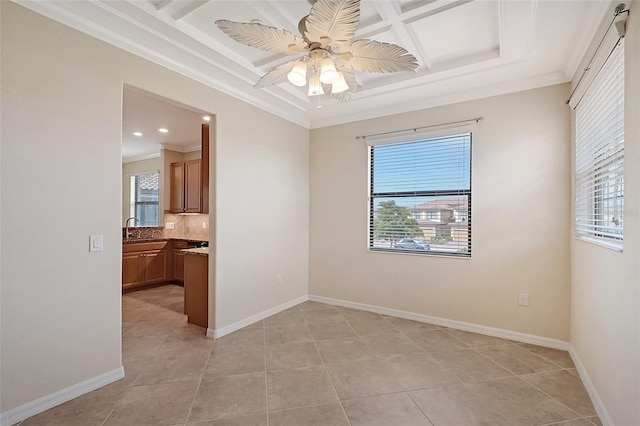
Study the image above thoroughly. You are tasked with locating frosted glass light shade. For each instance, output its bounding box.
[308,73,324,96]
[287,61,307,87]
[319,58,338,84]
[331,71,349,94]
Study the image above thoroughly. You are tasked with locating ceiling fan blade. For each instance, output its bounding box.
[346,39,418,73]
[216,20,307,55]
[254,61,297,88]
[305,0,360,46]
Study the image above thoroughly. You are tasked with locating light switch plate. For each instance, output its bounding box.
[89,235,103,252]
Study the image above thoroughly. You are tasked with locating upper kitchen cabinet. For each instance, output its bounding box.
[169,124,209,214]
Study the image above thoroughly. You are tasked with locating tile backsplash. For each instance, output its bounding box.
[163,213,209,240]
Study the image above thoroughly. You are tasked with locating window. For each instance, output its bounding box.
[575,39,624,249]
[130,172,159,226]
[369,133,472,256]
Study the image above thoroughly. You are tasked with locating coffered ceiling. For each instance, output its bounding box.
[16,0,609,129]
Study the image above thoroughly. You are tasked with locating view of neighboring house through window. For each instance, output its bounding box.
[130,172,159,226]
[369,132,472,256]
[575,39,624,249]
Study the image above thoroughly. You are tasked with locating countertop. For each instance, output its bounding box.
[181,247,209,256]
[123,237,208,244]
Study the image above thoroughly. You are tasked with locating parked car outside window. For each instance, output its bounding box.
[394,238,430,250]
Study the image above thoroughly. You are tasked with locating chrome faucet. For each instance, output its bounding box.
[125,217,139,239]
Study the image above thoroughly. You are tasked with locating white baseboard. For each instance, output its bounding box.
[209,294,309,339]
[309,294,569,350]
[568,345,613,426]
[0,367,124,426]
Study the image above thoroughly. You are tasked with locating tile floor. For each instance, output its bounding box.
[19,284,601,426]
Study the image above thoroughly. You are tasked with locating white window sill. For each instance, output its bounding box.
[574,235,623,252]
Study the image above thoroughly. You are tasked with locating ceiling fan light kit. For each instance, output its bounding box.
[215,0,418,103]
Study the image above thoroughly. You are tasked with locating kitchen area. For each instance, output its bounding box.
[121,86,212,330]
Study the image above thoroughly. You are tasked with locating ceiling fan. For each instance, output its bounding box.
[216,0,418,102]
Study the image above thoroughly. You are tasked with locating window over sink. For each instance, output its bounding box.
[130,171,159,226]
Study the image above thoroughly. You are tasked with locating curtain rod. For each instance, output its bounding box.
[355,117,483,141]
[566,3,630,106]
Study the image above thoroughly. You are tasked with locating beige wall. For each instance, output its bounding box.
[570,2,640,424]
[0,2,309,414]
[310,84,571,340]
[121,157,161,225]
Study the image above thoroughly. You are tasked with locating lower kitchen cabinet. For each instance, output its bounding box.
[184,252,208,328]
[122,241,169,290]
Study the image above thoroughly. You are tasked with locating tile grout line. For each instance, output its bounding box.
[301,304,353,426]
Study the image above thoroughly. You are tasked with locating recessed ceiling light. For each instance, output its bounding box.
[203,115,211,122]
[158,128,169,133]
[133,132,143,137]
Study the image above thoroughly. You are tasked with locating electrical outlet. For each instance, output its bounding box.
[165,222,175,230]
[276,273,282,285]
[202,222,207,229]
[519,293,529,307]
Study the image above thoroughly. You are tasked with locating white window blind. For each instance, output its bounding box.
[130,171,160,226]
[575,39,624,248]
[369,133,471,257]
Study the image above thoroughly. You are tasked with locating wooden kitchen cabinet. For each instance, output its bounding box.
[122,241,169,290]
[184,252,208,328]
[173,240,187,283]
[168,123,209,214]
[169,159,202,213]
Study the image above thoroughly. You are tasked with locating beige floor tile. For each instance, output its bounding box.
[264,310,305,326]
[102,358,148,389]
[265,341,324,371]
[172,318,208,335]
[269,403,349,426]
[244,320,264,329]
[382,316,440,332]
[265,324,312,345]
[326,359,402,400]
[301,308,344,323]
[551,419,602,426]
[145,303,184,321]
[315,338,377,364]
[186,412,268,425]
[379,353,459,391]
[336,307,383,321]
[477,344,561,375]
[347,317,400,336]
[20,388,126,426]
[518,343,576,368]
[406,330,469,353]
[430,349,513,383]
[122,321,135,333]
[122,335,167,362]
[123,319,180,337]
[187,373,266,423]
[133,351,210,385]
[204,350,265,377]
[266,366,338,410]
[213,328,265,352]
[587,416,603,425]
[410,377,578,425]
[343,392,432,426]
[157,332,215,355]
[307,320,357,340]
[122,310,145,323]
[360,333,423,356]
[522,370,597,416]
[296,301,335,311]
[104,380,198,425]
[443,329,511,347]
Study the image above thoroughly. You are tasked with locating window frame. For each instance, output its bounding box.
[367,132,472,258]
[130,171,160,227]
